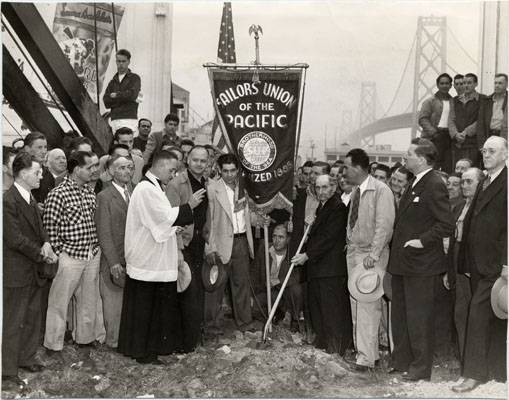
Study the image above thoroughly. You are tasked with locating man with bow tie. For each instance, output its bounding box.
[3,152,57,390]
[388,138,454,381]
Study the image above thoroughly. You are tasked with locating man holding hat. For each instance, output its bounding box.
[343,148,395,371]
[453,136,507,392]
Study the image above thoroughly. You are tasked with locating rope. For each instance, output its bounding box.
[2,113,24,138]
[447,26,478,66]
[381,34,417,118]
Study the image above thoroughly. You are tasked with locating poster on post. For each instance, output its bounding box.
[206,66,307,213]
[52,3,124,102]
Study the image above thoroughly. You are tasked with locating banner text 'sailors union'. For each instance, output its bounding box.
[216,82,297,107]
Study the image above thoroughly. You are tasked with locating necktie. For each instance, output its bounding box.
[482,175,491,191]
[316,202,323,216]
[349,187,361,230]
[124,188,130,206]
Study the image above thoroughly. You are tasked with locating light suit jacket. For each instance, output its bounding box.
[204,178,254,264]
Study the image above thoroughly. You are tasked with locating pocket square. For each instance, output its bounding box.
[413,196,420,202]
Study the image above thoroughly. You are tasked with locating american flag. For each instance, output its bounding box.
[212,2,235,152]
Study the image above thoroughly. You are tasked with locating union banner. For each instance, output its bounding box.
[207,67,306,213]
[52,3,124,103]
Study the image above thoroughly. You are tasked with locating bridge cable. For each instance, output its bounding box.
[2,113,24,138]
[447,26,478,66]
[381,34,417,118]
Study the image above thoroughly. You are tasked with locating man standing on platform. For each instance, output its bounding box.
[418,73,454,173]
[103,49,141,134]
[477,73,508,144]
[343,148,395,371]
[166,145,210,352]
[453,136,508,392]
[449,73,483,166]
[117,151,205,364]
[388,138,454,381]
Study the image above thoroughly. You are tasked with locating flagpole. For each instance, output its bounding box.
[294,67,307,167]
[111,3,118,53]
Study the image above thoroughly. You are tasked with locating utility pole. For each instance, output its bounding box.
[309,139,316,161]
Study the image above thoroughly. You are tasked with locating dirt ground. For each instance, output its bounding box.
[2,317,506,399]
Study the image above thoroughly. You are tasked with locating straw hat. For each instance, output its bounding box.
[491,275,508,319]
[177,261,192,293]
[348,263,384,302]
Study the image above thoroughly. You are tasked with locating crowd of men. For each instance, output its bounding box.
[2,49,508,394]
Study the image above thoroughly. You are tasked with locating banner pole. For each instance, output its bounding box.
[93,3,100,109]
[111,3,118,53]
[294,67,307,167]
[264,224,272,332]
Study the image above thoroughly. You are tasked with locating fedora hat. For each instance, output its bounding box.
[491,275,508,319]
[348,263,384,303]
[383,271,392,301]
[177,261,192,293]
[202,259,227,292]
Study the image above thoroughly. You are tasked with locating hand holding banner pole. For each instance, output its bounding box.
[262,220,313,342]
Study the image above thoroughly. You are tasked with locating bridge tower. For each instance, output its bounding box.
[341,110,353,141]
[411,16,447,138]
[358,81,377,147]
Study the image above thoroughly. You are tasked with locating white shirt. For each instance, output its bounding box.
[125,171,181,282]
[412,167,433,188]
[487,165,504,185]
[118,73,126,83]
[341,192,351,206]
[222,180,246,234]
[112,181,129,203]
[14,182,31,204]
[438,100,450,128]
[358,175,370,196]
[271,252,285,287]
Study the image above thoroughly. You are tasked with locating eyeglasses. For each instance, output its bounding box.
[480,148,497,155]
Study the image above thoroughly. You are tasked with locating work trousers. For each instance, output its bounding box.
[462,271,507,382]
[44,250,100,351]
[391,274,441,379]
[2,283,43,376]
[347,247,388,367]
[205,235,252,329]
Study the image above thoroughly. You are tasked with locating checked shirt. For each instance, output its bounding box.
[43,176,99,260]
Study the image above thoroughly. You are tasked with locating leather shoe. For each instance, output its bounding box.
[402,372,430,382]
[20,364,44,373]
[452,378,481,393]
[345,360,374,373]
[388,367,405,375]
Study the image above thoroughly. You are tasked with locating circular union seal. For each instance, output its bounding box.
[238,131,277,172]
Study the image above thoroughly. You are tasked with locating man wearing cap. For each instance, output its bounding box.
[388,138,454,381]
[452,136,507,392]
[343,148,395,371]
[292,174,351,354]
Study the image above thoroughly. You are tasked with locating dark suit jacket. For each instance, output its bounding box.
[251,246,299,294]
[466,167,507,278]
[95,184,129,273]
[3,185,49,287]
[446,199,466,285]
[388,169,454,276]
[32,166,55,204]
[477,91,508,146]
[304,193,348,280]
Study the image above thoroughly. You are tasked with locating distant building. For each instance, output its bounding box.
[324,143,404,166]
[171,82,190,136]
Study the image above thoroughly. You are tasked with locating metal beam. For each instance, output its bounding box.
[2,2,111,155]
[2,44,64,149]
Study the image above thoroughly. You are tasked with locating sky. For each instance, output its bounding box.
[171,1,481,158]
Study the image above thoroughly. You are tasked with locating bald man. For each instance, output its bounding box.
[453,136,508,392]
[47,149,67,186]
